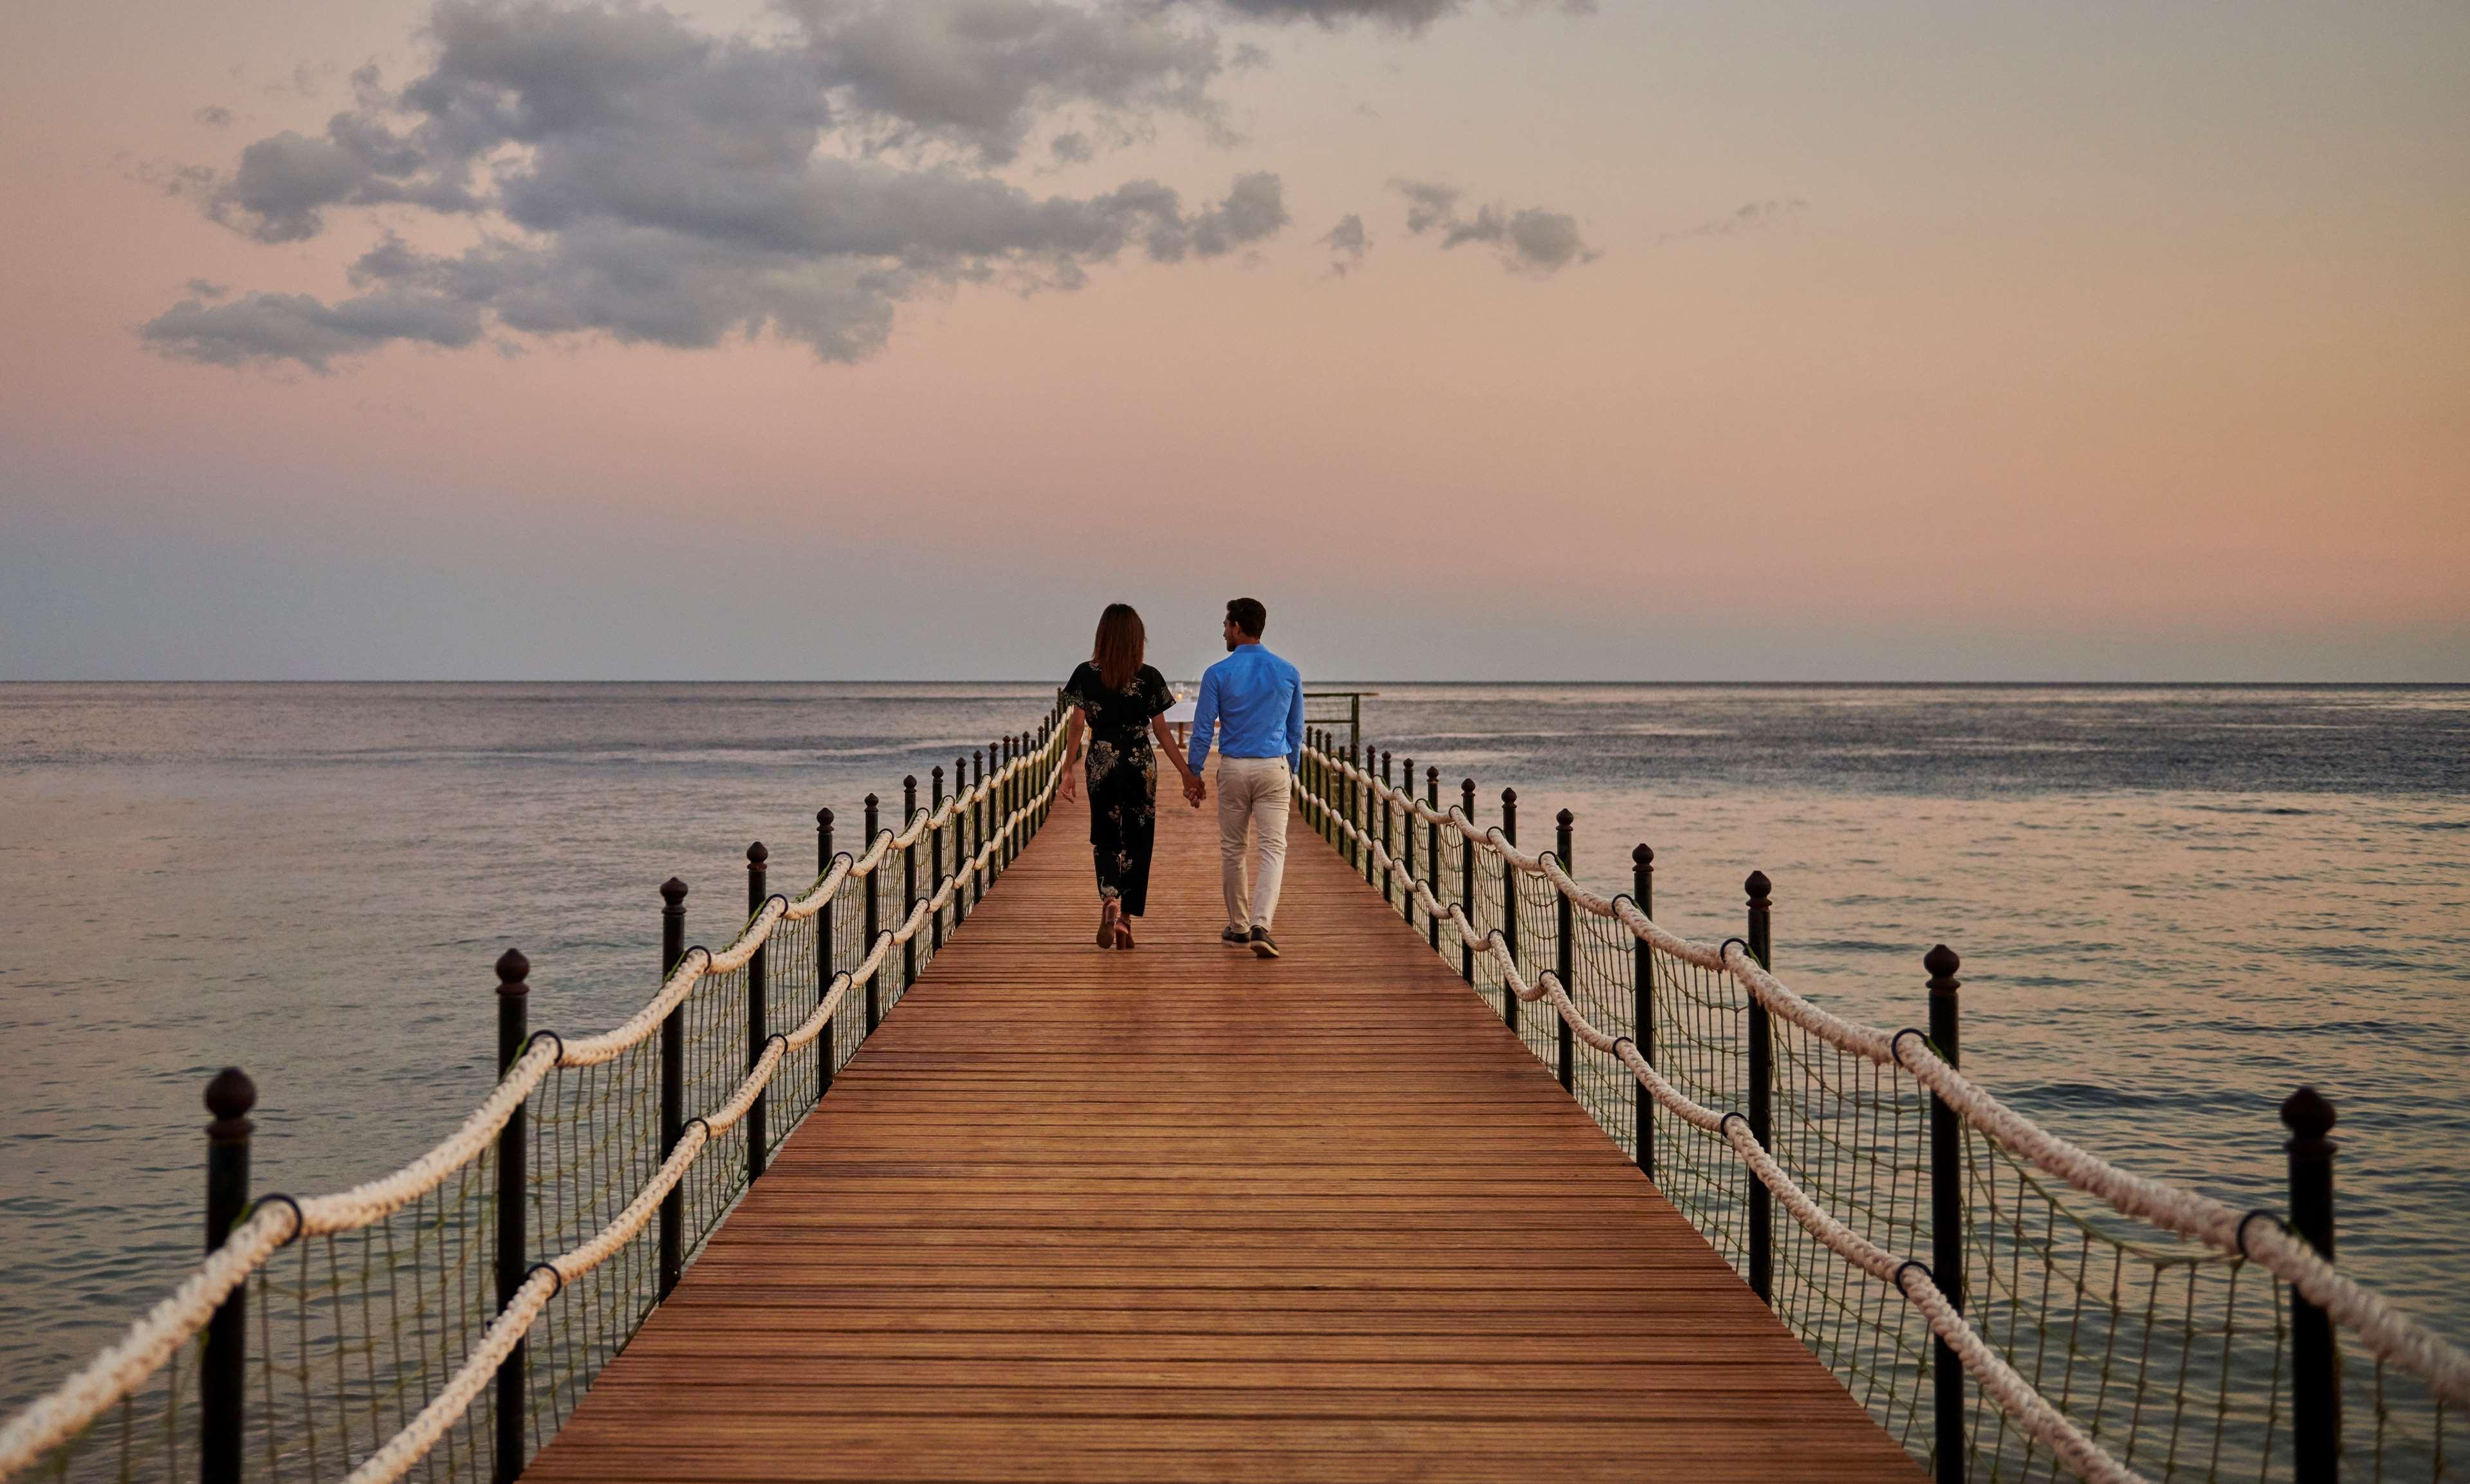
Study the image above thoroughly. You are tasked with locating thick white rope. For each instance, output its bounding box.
[0,717,1067,1480]
[1302,744,2470,1409]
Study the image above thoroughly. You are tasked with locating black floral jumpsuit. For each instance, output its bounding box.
[1065,661,1173,917]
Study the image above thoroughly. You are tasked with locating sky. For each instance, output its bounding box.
[1,0,2463,681]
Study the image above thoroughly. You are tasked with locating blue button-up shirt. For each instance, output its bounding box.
[1187,643,1304,776]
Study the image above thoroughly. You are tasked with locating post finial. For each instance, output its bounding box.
[659,876,688,906]
[746,841,768,866]
[495,948,530,989]
[1632,843,1654,866]
[205,1067,256,1122]
[1502,787,1517,803]
[817,807,833,826]
[1924,944,1960,982]
[1744,870,1771,903]
[2281,1086,2337,1141]
[1427,765,1439,783]
[1557,807,1574,827]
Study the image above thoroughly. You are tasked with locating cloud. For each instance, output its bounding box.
[142,288,486,372]
[185,279,230,298]
[1392,178,1595,275]
[156,0,1292,371]
[789,0,1228,164]
[1320,212,1367,275]
[194,105,234,128]
[1204,0,1460,26]
[1655,197,1805,244]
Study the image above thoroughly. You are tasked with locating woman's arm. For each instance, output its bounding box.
[1058,707,1086,802]
[1153,713,1204,805]
[1152,713,1195,779]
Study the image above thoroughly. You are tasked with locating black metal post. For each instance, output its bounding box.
[1500,789,1520,1031]
[1632,845,1655,1179]
[1556,809,1575,1094]
[972,751,986,907]
[2285,1086,2340,1484]
[1926,945,1966,1484]
[658,877,687,1299]
[1746,870,1774,1307]
[901,774,918,994]
[863,795,881,1034]
[493,950,530,1483]
[1426,767,1442,953]
[816,809,834,1105]
[201,1068,254,1484]
[1459,778,1478,984]
[999,738,1013,872]
[930,766,946,951]
[745,842,769,1184]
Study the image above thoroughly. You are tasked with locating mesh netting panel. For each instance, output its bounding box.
[1964,1131,2290,1484]
[21,1347,189,1483]
[1645,942,1751,1276]
[1767,1016,1936,1456]
[1509,868,1563,1068]
[245,1160,500,1483]
[1567,906,1641,1162]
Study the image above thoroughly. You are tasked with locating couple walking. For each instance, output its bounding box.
[1058,597,1302,959]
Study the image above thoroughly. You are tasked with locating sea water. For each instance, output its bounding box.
[3,682,2464,1414]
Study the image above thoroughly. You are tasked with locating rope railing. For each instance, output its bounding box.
[1,706,1071,1484]
[1297,738,2465,1484]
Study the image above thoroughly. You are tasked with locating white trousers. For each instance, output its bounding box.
[1215,756,1292,932]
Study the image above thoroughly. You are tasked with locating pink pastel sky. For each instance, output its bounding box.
[1,0,2464,679]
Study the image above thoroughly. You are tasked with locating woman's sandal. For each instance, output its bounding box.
[1096,899,1119,948]
[1114,919,1135,950]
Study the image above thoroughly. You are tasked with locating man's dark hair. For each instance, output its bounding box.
[1226,598,1267,639]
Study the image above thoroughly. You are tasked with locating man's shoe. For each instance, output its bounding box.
[1222,927,1251,946]
[1249,928,1280,959]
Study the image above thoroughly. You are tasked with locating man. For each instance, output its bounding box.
[1185,597,1304,959]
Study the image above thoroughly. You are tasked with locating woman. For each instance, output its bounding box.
[1058,603,1203,949]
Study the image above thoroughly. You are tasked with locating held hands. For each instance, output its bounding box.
[1182,773,1206,808]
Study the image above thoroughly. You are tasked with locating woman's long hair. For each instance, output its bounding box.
[1092,603,1146,692]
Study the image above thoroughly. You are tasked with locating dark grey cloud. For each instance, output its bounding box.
[789,0,1226,164]
[142,288,486,371]
[1392,178,1595,275]
[194,105,234,127]
[1320,212,1367,275]
[1206,0,1459,27]
[185,279,230,298]
[154,0,1290,371]
[1656,197,1805,244]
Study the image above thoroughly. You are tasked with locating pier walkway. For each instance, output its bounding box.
[524,774,1917,1483]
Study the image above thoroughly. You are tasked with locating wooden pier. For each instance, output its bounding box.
[524,769,1919,1483]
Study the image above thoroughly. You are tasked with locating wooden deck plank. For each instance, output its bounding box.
[522,764,1918,1483]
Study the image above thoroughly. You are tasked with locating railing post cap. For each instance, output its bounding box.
[817,806,833,825]
[746,841,768,866]
[1427,765,1439,781]
[495,948,531,989]
[205,1067,257,1122]
[1744,870,1771,901]
[1632,843,1654,866]
[2281,1086,2337,1142]
[905,774,917,787]
[1461,778,1475,792]
[1502,787,1517,803]
[1924,943,1960,982]
[1556,807,1574,826]
[932,764,944,778]
[865,792,878,805]
[659,876,688,905]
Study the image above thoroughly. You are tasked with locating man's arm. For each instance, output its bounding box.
[1186,668,1220,779]
[1284,666,1305,773]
